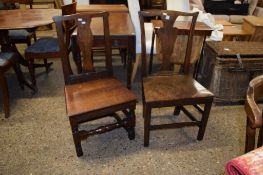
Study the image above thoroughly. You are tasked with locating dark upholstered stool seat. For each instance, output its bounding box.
[143,75,214,105]
[9,29,31,40]
[65,77,137,117]
[25,37,59,53]
[0,52,15,66]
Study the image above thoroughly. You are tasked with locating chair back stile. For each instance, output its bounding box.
[139,10,198,76]
[53,11,112,85]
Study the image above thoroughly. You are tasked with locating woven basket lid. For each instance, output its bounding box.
[206,41,263,57]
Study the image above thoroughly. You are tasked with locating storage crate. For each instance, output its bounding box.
[198,41,263,104]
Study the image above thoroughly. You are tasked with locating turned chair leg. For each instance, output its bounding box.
[144,104,152,147]
[70,120,83,157]
[245,120,256,153]
[0,74,10,118]
[197,101,212,140]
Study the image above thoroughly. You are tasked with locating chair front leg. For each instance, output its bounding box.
[197,101,212,140]
[28,59,36,88]
[127,109,136,140]
[0,74,9,118]
[70,120,83,157]
[144,104,152,147]
[245,121,256,153]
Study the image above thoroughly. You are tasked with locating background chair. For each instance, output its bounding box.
[244,74,263,153]
[1,0,37,47]
[139,10,214,147]
[25,2,76,88]
[53,11,137,157]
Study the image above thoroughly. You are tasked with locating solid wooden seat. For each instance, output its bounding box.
[244,74,263,153]
[65,77,136,116]
[139,10,214,147]
[143,75,213,104]
[25,2,76,89]
[53,11,137,157]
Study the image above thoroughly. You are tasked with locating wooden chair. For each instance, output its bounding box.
[25,2,76,89]
[244,75,263,153]
[1,0,37,47]
[139,10,214,147]
[53,11,137,157]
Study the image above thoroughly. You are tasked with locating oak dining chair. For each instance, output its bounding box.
[244,75,263,153]
[139,10,214,147]
[53,11,137,157]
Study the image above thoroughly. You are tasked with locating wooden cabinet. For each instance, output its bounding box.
[139,0,166,9]
[243,16,263,42]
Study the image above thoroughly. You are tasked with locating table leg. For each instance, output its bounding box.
[127,35,136,89]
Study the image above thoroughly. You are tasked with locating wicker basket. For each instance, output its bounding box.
[198,41,263,104]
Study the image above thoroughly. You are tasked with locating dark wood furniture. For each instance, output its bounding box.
[71,12,136,89]
[139,0,166,10]
[139,10,214,147]
[1,0,37,47]
[25,3,74,88]
[0,8,61,66]
[0,52,34,117]
[53,11,137,157]
[244,75,263,153]
[77,4,128,12]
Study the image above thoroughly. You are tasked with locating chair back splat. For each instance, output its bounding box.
[54,11,112,84]
[139,10,198,76]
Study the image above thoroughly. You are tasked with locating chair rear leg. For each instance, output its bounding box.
[0,74,10,118]
[257,127,263,148]
[144,104,152,147]
[70,120,83,157]
[127,109,136,140]
[173,106,182,115]
[28,59,36,88]
[245,122,256,153]
[197,101,212,140]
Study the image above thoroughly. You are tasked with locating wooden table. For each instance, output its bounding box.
[0,8,61,90]
[152,20,213,36]
[242,16,263,41]
[77,4,128,13]
[72,12,135,89]
[221,25,252,41]
[215,19,234,26]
